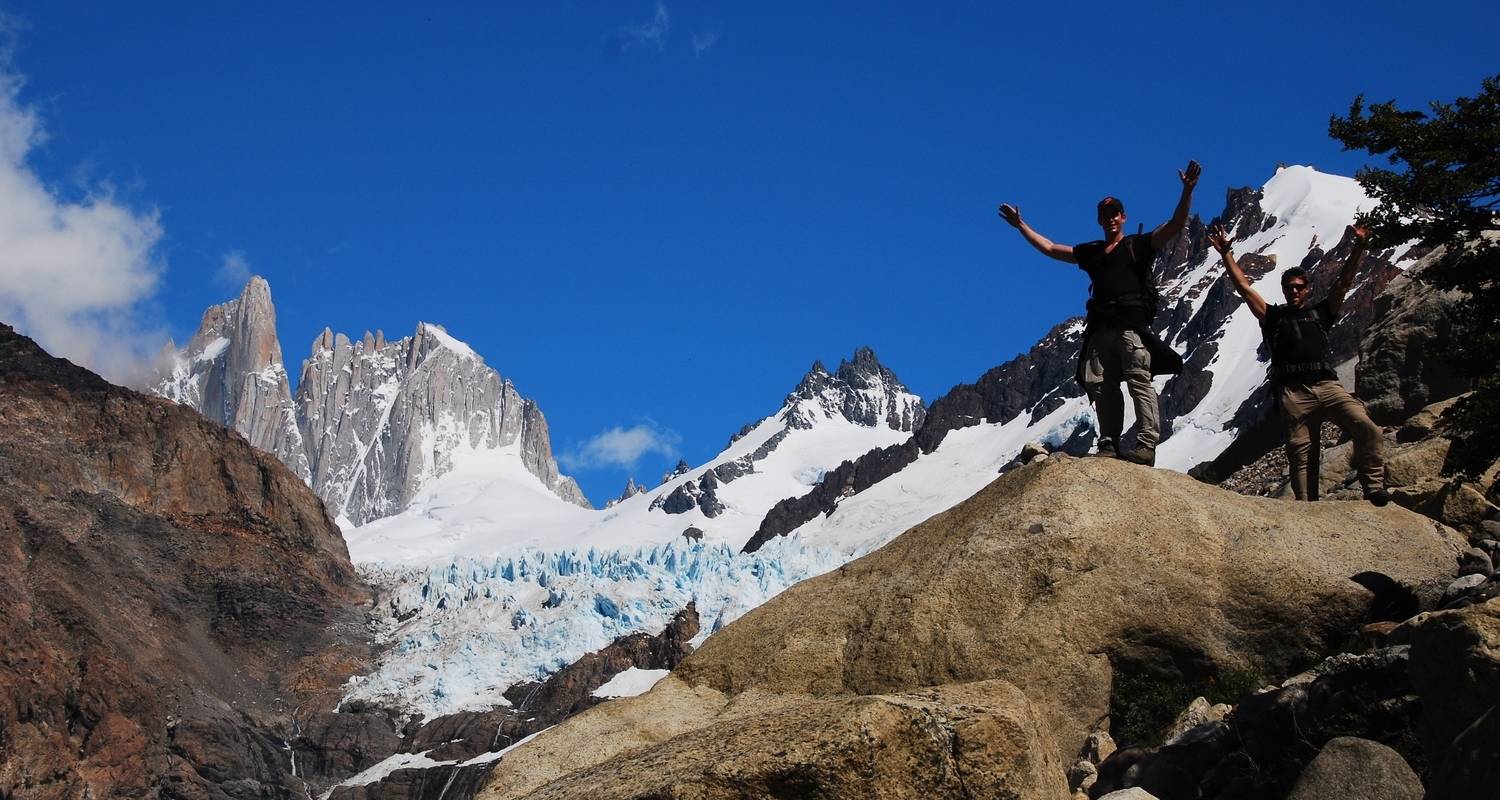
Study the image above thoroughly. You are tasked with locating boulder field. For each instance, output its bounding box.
[476,455,1462,799]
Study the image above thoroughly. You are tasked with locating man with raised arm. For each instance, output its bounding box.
[1207,223,1388,505]
[996,161,1198,466]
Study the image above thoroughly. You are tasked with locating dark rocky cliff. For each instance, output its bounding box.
[0,323,375,799]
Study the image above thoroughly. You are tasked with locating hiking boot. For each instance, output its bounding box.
[1090,442,1119,459]
[1365,488,1390,507]
[1120,447,1156,467]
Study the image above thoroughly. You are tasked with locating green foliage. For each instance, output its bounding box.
[1109,666,1265,748]
[1330,74,1500,475]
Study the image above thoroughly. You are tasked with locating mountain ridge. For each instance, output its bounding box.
[152,283,590,525]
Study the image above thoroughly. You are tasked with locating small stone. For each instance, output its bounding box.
[1098,789,1161,800]
[1445,573,1488,600]
[1359,621,1402,650]
[1082,730,1116,763]
[1481,519,1500,539]
[1020,441,1048,463]
[1066,759,1097,791]
[1458,548,1493,577]
[1163,696,1229,744]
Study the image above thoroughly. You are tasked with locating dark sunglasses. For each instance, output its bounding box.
[1285,282,1310,292]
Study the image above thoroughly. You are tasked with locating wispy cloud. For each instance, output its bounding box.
[691,30,719,58]
[216,250,252,287]
[0,23,168,387]
[607,2,670,56]
[560,421,682,471]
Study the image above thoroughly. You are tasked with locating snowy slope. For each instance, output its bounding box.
[771,167,1423,556]
[342,348,923,716]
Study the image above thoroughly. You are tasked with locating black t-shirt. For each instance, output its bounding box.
[1073,233,1156,326]
[1261,300,1338,384]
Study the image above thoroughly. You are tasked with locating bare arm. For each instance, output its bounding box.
[998,204,1077,264]
[1151,160,1202,249]
[1326,225,1369,316]
[1208,224,1268,320]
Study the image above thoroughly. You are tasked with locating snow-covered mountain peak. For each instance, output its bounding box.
[781,345,925,432]
[412,321,479,361]
[1258,165,1367,240]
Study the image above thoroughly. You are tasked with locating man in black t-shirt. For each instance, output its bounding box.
[998,161,1198,465]
[1208,223,1388,505]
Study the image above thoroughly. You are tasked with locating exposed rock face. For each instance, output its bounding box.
[478,457,1461,798]
[491,680,1063,800]
[153,279,590,526]
[0,323,374,799]
[603,476,647,508]
[1356,244,1470,425]
[297,322,590,523]
[153,276,311,481]
[781,347,925,432]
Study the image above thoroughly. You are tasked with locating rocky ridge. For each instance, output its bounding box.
[645,346,922,521]
[152,278,588,526]
[297,321,589,524]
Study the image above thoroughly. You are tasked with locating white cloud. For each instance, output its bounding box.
[610,2,670,54]
[561,422,682,471]
[0,47,167,387]
[217,250,252,287]
[691,31,719,57]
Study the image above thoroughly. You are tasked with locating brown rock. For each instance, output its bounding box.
[492,680,1065,800]
[479,457,1461,798]
[1383,435,1451,488]
[0,323,373,799]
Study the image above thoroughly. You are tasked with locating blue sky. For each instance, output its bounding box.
[1,1,1495,505]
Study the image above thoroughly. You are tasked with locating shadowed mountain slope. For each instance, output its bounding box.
[0,323,374,799]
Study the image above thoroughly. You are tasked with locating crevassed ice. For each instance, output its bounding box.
[343,535,848,718]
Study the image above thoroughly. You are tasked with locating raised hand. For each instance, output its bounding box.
[1179,160,1202,189]
[1207,223,1232,254]
[1348,224,1370,245]
[998,203,1022,228]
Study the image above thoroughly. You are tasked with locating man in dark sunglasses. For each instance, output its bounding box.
[997,161,1198,466]
[1208,223,1388,505]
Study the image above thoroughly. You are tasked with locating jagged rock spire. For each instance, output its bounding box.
[781,346,925,431]
[151,276,310,481]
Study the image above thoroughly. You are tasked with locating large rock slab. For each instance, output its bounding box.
[479,456,1462,798]
[1356,245,1469,425]
[502,680,1062,800]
